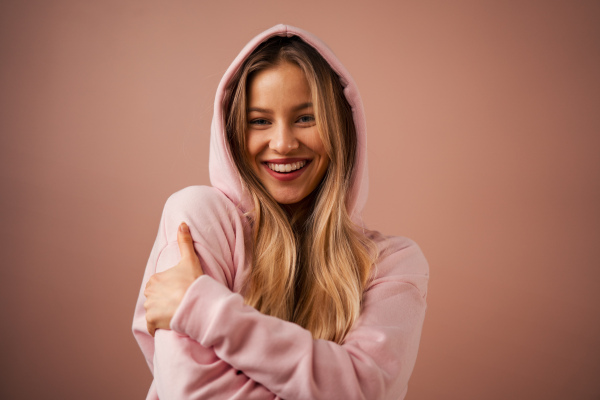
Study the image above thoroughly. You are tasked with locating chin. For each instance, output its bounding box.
[274,195,303,205]
[270,189,310,205]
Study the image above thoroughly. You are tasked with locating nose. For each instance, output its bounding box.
[269,123,299,154]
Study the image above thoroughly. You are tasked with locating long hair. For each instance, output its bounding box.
[224,36,376,344]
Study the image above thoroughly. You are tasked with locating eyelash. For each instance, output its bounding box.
[297,115,315,123]
[249,115,315,125]
[250,119,269,125]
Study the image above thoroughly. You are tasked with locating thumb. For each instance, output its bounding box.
[177,222,197,261]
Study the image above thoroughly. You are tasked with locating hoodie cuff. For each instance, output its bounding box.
[170,274,238,344]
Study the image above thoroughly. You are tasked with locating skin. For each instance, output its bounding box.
[145,62,330,334]
[246,61,330,206]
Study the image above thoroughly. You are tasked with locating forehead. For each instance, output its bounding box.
[247,62,312,107]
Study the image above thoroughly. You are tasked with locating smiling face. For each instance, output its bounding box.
[245,62,330,205]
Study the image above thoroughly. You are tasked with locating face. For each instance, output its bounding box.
[246,62,330,205]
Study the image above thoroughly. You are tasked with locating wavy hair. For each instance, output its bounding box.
[224,36,376,344]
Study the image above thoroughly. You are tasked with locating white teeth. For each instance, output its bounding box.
[267,160,307,173]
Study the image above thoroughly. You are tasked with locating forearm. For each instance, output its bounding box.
[135,289,279,400]
[153,330,279,400]
[171,274,428,400]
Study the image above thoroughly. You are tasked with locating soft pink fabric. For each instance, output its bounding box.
[132,24,429,400]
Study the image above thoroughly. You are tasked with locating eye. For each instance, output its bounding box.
[250,118,270,126]
[297,115,315,124]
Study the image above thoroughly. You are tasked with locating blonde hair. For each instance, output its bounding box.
[224,36,376,343]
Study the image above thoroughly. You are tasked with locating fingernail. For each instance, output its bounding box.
[179,222,190,233]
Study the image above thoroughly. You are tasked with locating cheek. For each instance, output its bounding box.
[245,134,263,171]
[307,129,329,159]
[245,135,258,161]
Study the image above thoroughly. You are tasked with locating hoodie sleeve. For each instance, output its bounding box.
[132,186,281,399]
[171,234,429,400]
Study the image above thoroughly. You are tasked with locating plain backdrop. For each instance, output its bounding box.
[1,1,599,399]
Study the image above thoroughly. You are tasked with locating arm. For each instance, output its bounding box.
[170,235,429,400]
[132,186,280,399]
[153,329,278,400]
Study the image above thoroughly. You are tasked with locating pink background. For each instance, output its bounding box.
[1,1,599,399]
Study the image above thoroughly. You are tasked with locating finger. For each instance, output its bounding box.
[144,274,158,297]
[147,321,155,337]
[177,222,197,261]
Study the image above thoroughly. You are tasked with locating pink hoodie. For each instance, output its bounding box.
[132,24,429,400]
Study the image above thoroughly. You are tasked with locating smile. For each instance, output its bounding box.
[262,159,312,182]
[267,160,307,173]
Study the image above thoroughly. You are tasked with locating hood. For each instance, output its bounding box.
[209,24,368,224]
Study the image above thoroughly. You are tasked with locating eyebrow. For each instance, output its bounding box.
[247,102,313,114]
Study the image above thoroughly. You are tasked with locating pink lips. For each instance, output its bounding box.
[262,159,311,182]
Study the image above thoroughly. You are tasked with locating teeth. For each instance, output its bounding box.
[268,160,307,173]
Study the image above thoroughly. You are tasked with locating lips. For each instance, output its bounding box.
[267,160,307,173]
[262,158,311,181]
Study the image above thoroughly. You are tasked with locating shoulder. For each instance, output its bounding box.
[366,230,429,299]
[164,185,237,213]
[161,186,250,242]
[151,186,251,290]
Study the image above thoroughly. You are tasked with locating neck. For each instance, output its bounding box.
[280,190,318,230]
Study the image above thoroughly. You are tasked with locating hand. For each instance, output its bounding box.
[144,222,204,336]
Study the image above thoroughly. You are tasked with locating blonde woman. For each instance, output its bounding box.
[133,24,429,400]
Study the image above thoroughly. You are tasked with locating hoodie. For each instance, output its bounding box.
[132,24,429,400]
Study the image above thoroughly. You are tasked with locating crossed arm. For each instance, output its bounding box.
[132,186,429,400]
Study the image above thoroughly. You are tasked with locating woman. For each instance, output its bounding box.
[133,24,429,400]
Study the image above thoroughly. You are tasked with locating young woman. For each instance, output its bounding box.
[133,24,429,400]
